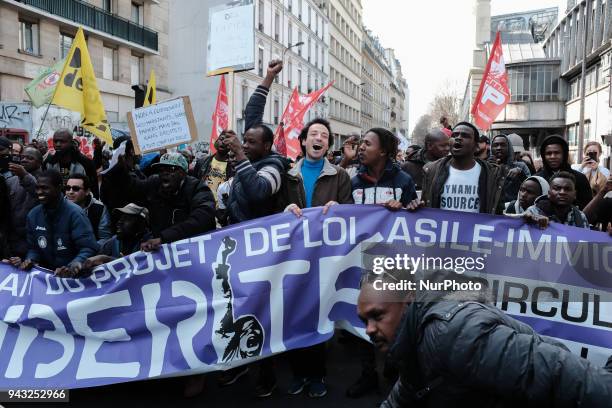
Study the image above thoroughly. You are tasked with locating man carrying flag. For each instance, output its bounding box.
[51,27,113,145]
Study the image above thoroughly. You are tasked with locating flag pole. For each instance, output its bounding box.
[35,101,53,140]
[229,70,235,132]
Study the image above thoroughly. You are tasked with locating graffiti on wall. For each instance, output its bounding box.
[0,103,33,132]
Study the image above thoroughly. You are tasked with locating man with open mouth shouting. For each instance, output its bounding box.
[282,117,353,398]
[413,122,507,215]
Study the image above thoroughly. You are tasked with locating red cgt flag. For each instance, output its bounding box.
[471,31,510,130]
[210,75,229,155]
[274,82,333,159]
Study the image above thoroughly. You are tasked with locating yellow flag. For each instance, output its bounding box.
[52,27,112,144]
[143,69,156,107]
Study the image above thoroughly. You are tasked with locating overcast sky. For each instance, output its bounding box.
[362,0,567,134]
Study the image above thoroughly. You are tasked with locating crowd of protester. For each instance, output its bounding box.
[1,60,611,404]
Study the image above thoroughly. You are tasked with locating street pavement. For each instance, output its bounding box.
[6,333,386,408]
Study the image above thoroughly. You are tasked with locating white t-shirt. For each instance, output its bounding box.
[440,162,481,213]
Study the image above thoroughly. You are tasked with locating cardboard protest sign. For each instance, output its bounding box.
[127,96,198,154]
[206,0,255,76]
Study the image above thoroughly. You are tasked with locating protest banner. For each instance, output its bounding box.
[206,0,255,76]
[127,96,198,155]
[0,206,610,389]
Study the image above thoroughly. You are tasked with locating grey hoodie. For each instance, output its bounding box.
[491,134,531,203]
[504,175,550,215]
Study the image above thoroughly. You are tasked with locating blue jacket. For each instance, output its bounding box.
[351,160,417,207]
[26,197,99,269]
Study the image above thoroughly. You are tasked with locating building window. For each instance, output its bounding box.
[131,2,143,25]
[258,47,264,77]
[19,20,39,55]
[307,69,312,92]
[274,98,280,124]
[59,33,74,59]
[298,68,302,92]
[274,11,280,41]
[241,85,249,115]
[288,61,293,88]
[288,22,293,46]
[298,30,302,56]
[298,0,302,19]
[102,0,113,12]
[288,0,292,12]
[315,44,318,68]
[508,64,559,102]
[130,54,144,85]
[307,6,311,28]
[567,123,578,147]
[258,0,264,31]
[585,66,597,92]
[103,45,118,80]
[307,37,311,62]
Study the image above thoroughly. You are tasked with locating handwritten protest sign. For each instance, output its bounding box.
[206,0,255,76]
[127,96,198,154]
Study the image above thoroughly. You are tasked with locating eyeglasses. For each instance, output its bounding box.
[65,185,83,192]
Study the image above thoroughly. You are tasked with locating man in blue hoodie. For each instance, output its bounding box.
[9,169,98,277]
[347,127,417,399]
[352,127,417,208]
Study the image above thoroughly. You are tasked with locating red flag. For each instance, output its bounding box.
[274,82,333,159]
[471,31,510,130]
[210,75,229,154]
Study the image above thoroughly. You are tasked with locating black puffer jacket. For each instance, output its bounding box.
[535,135,592,209]
[382,284,612,407]
[104,165,216,242]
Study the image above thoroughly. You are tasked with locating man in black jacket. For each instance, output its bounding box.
[413,122,507,215]
[535,134,592,209]
[401,129,449,190]
[44,129,99,197]
[358,269,612,407]
[105,152,215,251]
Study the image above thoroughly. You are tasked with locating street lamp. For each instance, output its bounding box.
[282,41,304,89]
[283,41,304,58]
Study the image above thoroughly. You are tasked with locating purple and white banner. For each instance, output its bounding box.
[0,205,610,389]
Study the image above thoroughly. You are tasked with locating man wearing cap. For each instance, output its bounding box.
[104,151,215,251]
[475,135,490,161]
[0,136,38,257]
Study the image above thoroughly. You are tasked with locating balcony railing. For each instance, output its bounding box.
[16,0,158,51]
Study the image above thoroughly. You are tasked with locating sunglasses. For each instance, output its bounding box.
[65,185,83,192]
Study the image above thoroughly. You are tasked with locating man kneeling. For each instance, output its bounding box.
[357,269,612,407]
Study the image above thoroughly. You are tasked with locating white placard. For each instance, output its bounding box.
[127,97,197,154]
[207,0,254,75]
